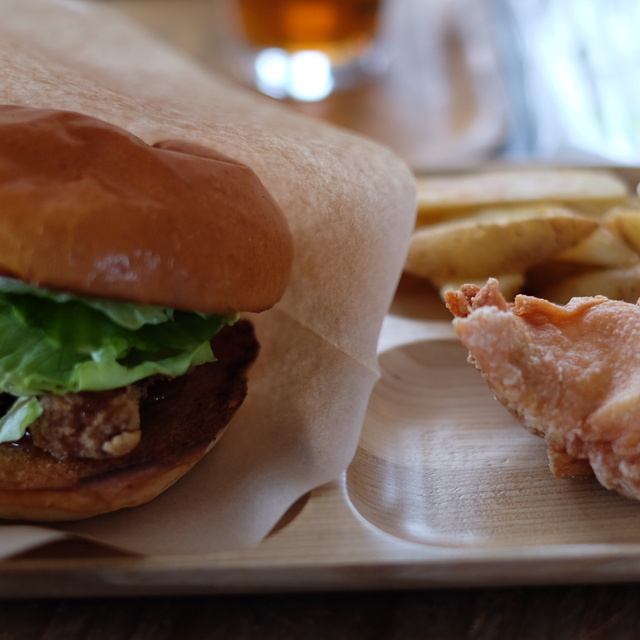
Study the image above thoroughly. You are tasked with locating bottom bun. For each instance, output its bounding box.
[0,320,259,521]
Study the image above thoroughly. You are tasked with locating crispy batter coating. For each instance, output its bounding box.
[31,385,144,460]
[445,278,640,500]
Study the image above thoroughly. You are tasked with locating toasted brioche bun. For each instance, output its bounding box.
[0,320,258,521]
[0,105,293,314]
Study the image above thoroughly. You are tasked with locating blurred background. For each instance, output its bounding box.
[103,0,640,172]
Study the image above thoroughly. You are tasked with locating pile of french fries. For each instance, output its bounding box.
[405,168,640,303]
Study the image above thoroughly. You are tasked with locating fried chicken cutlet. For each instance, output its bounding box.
[445,278,640,501]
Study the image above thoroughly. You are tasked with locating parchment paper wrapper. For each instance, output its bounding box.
[0,0,416,556]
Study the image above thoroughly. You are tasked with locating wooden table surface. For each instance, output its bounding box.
[3,585,640,639]
[4,1,639,638]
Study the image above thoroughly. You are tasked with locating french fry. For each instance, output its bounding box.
[539,264,640,304]
[416,169,630,227]
[555,226,640,268]
[605,208,640,255]
[407,169,640,305]
[405,206,599,283]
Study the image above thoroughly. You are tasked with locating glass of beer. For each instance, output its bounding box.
[222,0,389,101]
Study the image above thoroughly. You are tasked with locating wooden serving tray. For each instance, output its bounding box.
[3,167,640,598]
[3,275,640,596]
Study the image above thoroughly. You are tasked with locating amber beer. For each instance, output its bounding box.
[236,0,383,57]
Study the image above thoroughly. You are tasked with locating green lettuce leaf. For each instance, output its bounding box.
[0,277,236,397]
[0,396,43,443]
[0,277,174,329]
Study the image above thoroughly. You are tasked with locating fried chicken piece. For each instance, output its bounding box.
[29,385,144,460]
[445,278,640,500]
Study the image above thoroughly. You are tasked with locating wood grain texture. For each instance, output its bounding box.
[1,586,640,639]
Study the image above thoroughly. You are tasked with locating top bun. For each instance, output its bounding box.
[0,105,293,313]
